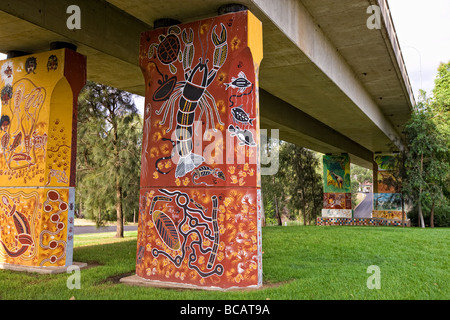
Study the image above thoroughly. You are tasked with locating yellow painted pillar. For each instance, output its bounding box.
[0,49,86,269]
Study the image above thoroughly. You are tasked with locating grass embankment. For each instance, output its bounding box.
[0,226,448,300]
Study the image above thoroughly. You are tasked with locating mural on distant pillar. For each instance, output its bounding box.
[137,10,263,289]
[373,154,406,221]
[0,49,86,268]
[321,154,352,218]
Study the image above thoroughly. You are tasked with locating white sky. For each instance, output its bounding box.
[388,0,450,99]
[1,1,449,110]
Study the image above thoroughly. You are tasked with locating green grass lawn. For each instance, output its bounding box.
[0,226,448,300]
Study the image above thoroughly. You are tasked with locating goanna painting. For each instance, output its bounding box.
[0,188,74,267]
[0,50,79,188]
[138,11,263,288]
[323,154,351,193]
[136,187,262,288]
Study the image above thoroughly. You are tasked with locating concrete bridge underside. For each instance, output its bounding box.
[0,0,414,169]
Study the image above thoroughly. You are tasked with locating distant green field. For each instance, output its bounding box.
[0,226,448,300]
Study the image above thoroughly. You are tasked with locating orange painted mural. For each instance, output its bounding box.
[137,11,263,289]
[137,187,262,288]
[0,49,86,268]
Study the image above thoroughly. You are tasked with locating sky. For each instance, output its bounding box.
[388,0,450,99]
[1,1,449,111]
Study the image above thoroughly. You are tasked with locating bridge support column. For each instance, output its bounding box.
[0,49,86,270]
[136,11,262,289]
[317,154,352,225]
[134,10,263,290]
[373,154,409,226]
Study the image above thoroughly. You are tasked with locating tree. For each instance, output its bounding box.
[402,90,449,228]
[261,140,322,225]
[261,138,285,226]
[382,62,449,228]
[284,145,322,225]
[76,81,142,237]
[429,62,450,227]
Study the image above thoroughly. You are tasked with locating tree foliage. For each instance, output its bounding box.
[261,140,322,225]
[76,81,142,237]
[399,62,450,227]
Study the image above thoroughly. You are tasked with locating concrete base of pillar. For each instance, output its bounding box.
[0,261,87,274]
[120,274,262,292]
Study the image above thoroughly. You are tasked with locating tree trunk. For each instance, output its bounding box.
[115,178,124,238]
[302,205,307,226]
[274,196,282,226]
[430,200,435,228]
[401,194,405,228]
[112,121,124,238]
[301,186,307,226]
[418,153,425,228]
[97,207,101,225]
[261,198,266,227]
[77,199,83,218]
[308,165,318,225]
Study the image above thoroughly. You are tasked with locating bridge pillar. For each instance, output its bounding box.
[134,10,263,289]
[373,154,409,226]
[0,49,86,270]
[318,154,352,225]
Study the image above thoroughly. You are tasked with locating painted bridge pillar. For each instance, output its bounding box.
[373,154,409,226]
[0,48,86,270]
[135,10,263,289]
[318,154,352,225]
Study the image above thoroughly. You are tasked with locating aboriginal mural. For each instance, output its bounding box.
[137,11,263,289]
[323,154,351,193]
[0,188,75,267]
[321,154,352,218]
[373,154,406,220]
[323,193,352,210]
[137,187,262,288]
[0,49,86,268]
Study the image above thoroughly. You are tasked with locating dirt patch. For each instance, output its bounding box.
[233,279,296,292]
[100,271,135,284]
[82,261,103,269]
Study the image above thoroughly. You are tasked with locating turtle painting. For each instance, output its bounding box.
[148,26,182,74]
